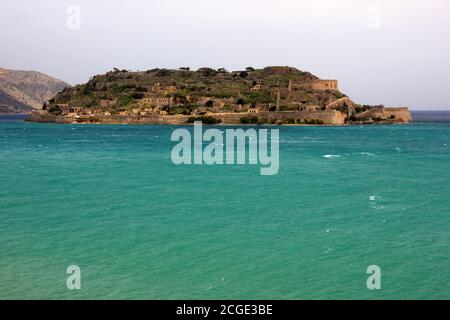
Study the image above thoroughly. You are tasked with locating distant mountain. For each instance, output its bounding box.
[0,68,69,114]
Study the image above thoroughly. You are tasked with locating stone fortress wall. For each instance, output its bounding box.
[292,80,339,92]
[356,106,412,123]
[28,110,347,125]
[310,80,339,91]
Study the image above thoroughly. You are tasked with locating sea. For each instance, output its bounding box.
[0,111,449,299]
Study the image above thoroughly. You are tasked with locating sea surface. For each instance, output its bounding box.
[0,112,449,299]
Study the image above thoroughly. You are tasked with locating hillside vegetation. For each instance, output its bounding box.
[47,66,348,115]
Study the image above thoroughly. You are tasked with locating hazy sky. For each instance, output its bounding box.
[1,0,449,110]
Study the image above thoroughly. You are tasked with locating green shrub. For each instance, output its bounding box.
[173,94,188,104]
[172,105,193,115]
[117,96,134,106]
[301,118,324,124]
[156,69,171,77]
[130,93,145,99]
[285,118,296,124]
[198,68,217,77]
[48,106,61,114]
[244,92,274,104]
[240,116,259,124]
[187,116,221,124]
[236,98,246,105]
[355,105,370,113]
[257,118,268,125]
[135,86,147,92]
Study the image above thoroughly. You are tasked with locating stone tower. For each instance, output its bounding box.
[276,89,281,111]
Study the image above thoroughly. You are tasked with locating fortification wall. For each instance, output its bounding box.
[27,110,347,125]
[311,80,339,91]
[217,111,345,125]
[326,97,356,110]
[357,107,412,123]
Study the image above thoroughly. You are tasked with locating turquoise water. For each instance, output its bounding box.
[0,116,449,299]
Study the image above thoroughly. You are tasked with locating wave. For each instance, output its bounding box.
[323,154,340,159]
[360,152,375,156]
[369,195,384,209]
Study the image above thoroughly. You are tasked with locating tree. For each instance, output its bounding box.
[135,86,147,92]
[198,67,218,77]
[130,93,144,99]
[240,116,258,124]
[156,69,171,77]
[187,116,221,124]
[48,106,62,114]
[236,98,246,105]
[347,115,357,122]
[173,93,188,104]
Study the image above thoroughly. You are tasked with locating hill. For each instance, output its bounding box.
[0,68,68,114]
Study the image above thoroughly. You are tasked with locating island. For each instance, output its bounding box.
[27,66,412,125]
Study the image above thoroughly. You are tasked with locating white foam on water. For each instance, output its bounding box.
[369,195,384,209]
[323,154,340,159]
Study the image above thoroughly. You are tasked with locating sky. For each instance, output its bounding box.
[1,0,449,110]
